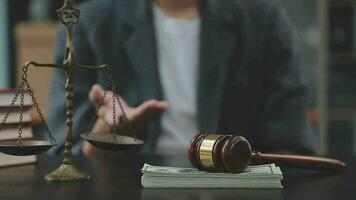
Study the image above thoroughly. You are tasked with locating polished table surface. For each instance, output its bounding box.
[0,152,354,200]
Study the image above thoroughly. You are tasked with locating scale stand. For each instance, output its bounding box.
[0,0,143,182]
[44,0,104,182]
[44,0,144,182]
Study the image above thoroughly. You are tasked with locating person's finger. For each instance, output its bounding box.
[97,107,115,126]
[131,100,168,122]
[135,100,160,114]
[90,84,118,107]
[89,84,104,104]
[98,97,168,128]
[115,95,129,108]
[155,101,168,111]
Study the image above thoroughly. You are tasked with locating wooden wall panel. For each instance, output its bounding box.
[15,23,58,117]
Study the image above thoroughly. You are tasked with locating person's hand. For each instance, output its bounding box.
[83,84,167,156]
[89,84,168,130]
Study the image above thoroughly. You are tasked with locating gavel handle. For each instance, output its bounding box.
[251,152,346,171]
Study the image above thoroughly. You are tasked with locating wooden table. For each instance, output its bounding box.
[0,153,353,200]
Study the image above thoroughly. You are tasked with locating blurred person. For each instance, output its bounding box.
[29,0,51,21]
[48,0,317,155]
[29,0,90,21]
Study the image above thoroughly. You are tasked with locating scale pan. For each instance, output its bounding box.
[0,140,56,156]
[81,133,144,151]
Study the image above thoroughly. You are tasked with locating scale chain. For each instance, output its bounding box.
[109,76,137,140]
[0,81,25,132]
[112,93,118,142]
[17,90,25,146]
[21,65,56,144]
[116,95,137,140]
[108,73,136,140]
[24,79,56,144]
[88,79,137,140]
[86,89,109,134]
[87,66,137,141]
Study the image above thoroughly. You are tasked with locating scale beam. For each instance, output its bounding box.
[76,64,110,70]
[24,61,65,69]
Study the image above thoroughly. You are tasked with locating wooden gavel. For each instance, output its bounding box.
[188,134,346,173]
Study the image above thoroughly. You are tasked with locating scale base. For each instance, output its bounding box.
[45,163,91,182]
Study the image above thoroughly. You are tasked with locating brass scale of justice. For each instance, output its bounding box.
[0,0,143,182]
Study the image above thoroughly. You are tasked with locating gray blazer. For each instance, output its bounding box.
[48,0,317,155]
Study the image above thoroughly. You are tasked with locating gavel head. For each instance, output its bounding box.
[188,134,252,173]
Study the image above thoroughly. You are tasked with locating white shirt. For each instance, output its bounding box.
[153,5,201,154]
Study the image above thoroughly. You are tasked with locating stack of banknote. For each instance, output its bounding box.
[141,163,283,188]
